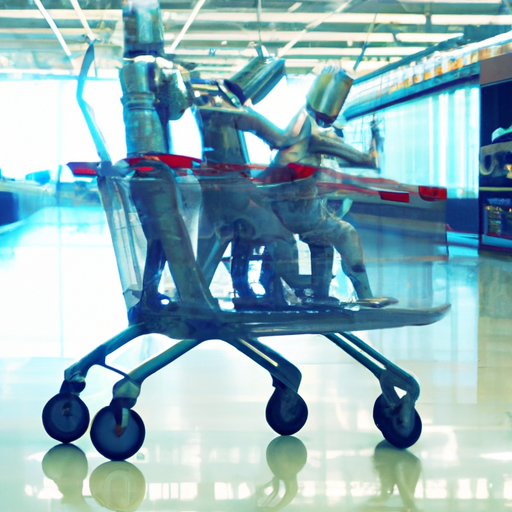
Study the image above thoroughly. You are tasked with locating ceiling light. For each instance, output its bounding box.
[402,0,500,3]
[283,47,427,56]
[165,30,462,45]
[349,60,390,73]
[68,0,95,42]
[162,11,426,25]
[169,46,427,58]
[285,59,320,66]
[168,48,243,56]
[33,0,71,58]
[396,32,464,43]
[0,9,122,20]
[168,0,207,52]
[168,31,397,43]
[0,28,87,36]
[432,14,512,25]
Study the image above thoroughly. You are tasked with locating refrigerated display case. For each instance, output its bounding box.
[479,52,512,252]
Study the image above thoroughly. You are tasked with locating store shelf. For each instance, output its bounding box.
[344,62,480,120]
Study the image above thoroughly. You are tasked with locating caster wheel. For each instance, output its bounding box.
[266,387,308,436]
[42,393,90,443]
[90,406,145,461]
[373,394,422,449]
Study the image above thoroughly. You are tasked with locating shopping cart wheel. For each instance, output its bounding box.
[90,406,145,461]
[266,387,308,436]
[42,393,90,443]
[373,394,422,449]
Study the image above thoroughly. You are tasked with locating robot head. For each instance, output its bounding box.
[123,0,165,58]
[224,55,286,105]
[306,66,353,128]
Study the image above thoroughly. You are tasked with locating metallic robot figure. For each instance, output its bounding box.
[120,0,216,310]
[269,67,375,300]
[120,0,375,306]
[196,63,376,302]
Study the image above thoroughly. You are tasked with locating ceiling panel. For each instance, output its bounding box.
[0,0,510,77]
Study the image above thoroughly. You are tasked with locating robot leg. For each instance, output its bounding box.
[332,221,373,300]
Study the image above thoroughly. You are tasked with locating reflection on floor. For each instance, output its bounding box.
[1,206,512,511]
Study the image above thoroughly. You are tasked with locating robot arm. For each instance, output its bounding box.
[198,106,290,150]
[309,129,375,167]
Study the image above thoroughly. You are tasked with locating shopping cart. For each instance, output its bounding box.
[41,44,450,461]
[41,151,449,460]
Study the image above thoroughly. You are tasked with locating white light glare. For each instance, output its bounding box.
[481,452,512,461]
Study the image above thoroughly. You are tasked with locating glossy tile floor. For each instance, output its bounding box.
[1,206,512,511]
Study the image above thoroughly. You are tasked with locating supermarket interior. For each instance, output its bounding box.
[1,1,512,511]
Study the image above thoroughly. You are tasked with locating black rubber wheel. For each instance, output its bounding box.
[90,406,146,461]
[266,387,308,436]
[373,394,422,449]
[42,393,90,443]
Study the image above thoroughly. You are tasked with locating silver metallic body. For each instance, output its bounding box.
[194,65,374,299]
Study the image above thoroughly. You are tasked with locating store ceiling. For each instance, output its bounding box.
[0,0,511,77]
